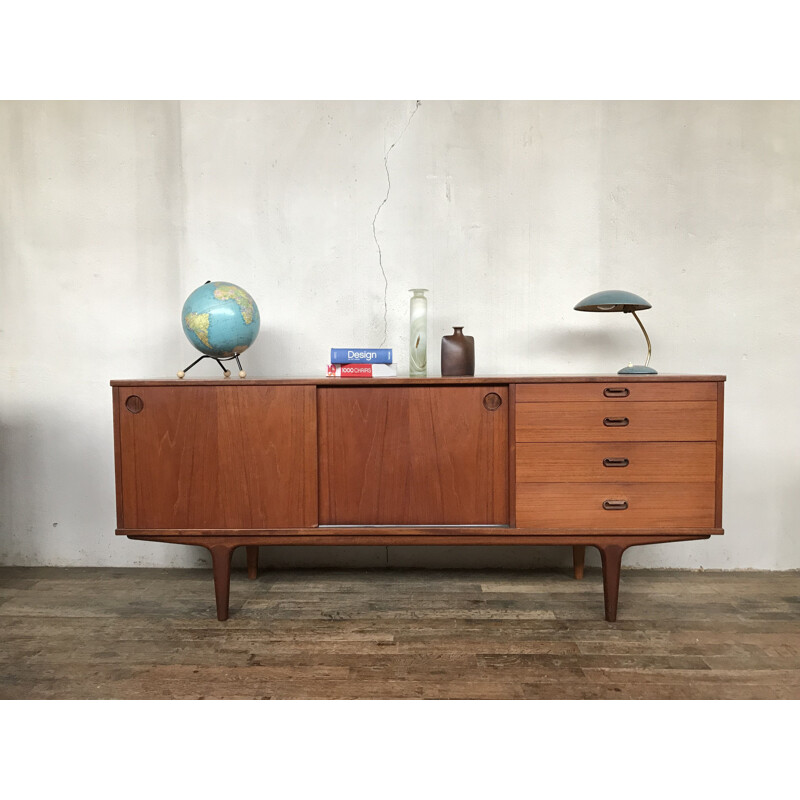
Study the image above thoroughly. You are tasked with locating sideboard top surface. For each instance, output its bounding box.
[111,374,726,387]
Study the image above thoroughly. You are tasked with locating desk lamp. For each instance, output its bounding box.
[574,289,657,374]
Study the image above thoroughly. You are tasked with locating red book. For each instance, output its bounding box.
[326,363,397,378]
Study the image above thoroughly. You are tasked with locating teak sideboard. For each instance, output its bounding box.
[111,375,725,621]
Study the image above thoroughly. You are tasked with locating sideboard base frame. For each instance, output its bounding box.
[124,531,714,622]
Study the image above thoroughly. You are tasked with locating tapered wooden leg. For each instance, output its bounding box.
[572,545,586,580]
[209,545,234,621]
[598,544,625,622]
[246,546,259,580]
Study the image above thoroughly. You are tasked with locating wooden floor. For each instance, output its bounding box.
[1,566,798,699]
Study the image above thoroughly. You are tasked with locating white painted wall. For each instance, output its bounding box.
[2,100,798,570]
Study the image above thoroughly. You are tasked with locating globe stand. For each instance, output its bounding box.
[177,354,247,379]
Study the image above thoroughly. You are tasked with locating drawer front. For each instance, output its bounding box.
[517,442,716,483]
[516,382,717,403]
[516,401,717,442]
[516,483,716,529]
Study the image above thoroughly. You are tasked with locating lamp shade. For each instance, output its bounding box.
[574,290,651,313]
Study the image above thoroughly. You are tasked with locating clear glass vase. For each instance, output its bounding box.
[409,288,428,377]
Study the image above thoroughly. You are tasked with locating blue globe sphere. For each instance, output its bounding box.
[181,281,260,358]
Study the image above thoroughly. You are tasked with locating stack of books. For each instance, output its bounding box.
[327,348,397,377]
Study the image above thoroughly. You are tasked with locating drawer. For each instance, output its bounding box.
[516,483,716,529]
[516,401,717,442]
[516,382,718,403]
[517,442,716,483]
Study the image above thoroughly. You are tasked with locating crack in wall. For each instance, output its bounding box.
[371,100,422,347]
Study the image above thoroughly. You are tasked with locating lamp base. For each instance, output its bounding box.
[618,364,658,375]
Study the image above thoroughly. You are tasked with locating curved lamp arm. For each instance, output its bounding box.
[630,310,652,368]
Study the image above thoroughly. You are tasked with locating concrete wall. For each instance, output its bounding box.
[2,100,798,570]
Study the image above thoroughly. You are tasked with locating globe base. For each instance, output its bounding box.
[178,353,248,379]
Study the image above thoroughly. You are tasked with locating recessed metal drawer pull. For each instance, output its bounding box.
[602,500,629,511]
[603,416,629,427]
[603,457,630,468]
[603,387,630,397]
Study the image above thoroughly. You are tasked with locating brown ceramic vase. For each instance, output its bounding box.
[440,326,475,376]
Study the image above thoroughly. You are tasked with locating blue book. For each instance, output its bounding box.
[331,348,393,364]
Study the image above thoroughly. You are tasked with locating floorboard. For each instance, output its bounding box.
[1,566,798,699]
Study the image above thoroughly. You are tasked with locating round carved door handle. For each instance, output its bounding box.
[483,392,502,411]
[125,395,144,414]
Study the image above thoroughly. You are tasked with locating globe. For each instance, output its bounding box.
[179,281,260,378]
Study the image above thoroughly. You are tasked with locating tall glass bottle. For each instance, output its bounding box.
[409,288,428,377]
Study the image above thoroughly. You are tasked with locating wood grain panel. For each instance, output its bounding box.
[516,382,718,403]
[117,385,316,529]
[508,383,517,528]
[318,386,509,525]
[516,401,717,442]
[127,532,717,546]
[516,442,716,483]
[516,482,716,529]
[112,386,125,529]
[112,375,726,388]
[715,381,725,528]
[121,527,721,540]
